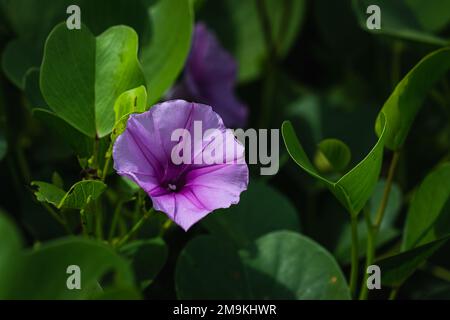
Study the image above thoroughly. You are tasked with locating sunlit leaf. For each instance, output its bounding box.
[114,86,147,123]
[111,86,148,142]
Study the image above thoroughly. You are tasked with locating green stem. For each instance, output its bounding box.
[95,199,104,239]
[108,200,123,242]
[80,196,93,236]
[422,263,450,282]
[350,214,359,298]
[101,142,113,181]
[158,218,173,237]
[116,208,154,247]
[80,208,89,236]
[389,287,399,300]
[359,151,400,299]
[374,151,400,228]
[359,209,376,300]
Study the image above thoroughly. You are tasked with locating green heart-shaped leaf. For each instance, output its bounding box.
[282,114,386,216]
[375,48,450,150]
[175,231,350,299]
[40,23,146,138]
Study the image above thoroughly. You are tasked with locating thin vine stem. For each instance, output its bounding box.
[350,214,359,298]
[359,151,401,299]
[116,208,154,247]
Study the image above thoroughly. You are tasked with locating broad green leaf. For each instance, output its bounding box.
[140,0,193,104]
[120,238,168,289]
[0,0,150,89]
[378,236,450,287]
[335,180,402,263]
[403,163,450,250]
[0,213,23,299]
[203,180,300,248]
[114,86,148,123]
[314,138,351,173]
[8,237,135,299]
[0,130,6,161]
[375,48,450,150]
[199,0,305,82]
[352,0,449,45]
[32,180,106,209]
[176,231,350,299]
[281,114,386,216]
[33,108,93,158]
[40,23,146,138]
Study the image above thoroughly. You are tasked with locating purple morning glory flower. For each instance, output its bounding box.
[168,22,248,128]
[113,100,249,231]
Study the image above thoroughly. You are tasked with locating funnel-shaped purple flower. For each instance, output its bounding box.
[113,100,248,231]
[168,23,248,128]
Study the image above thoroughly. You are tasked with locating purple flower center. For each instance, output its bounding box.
[163,174,186,193]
